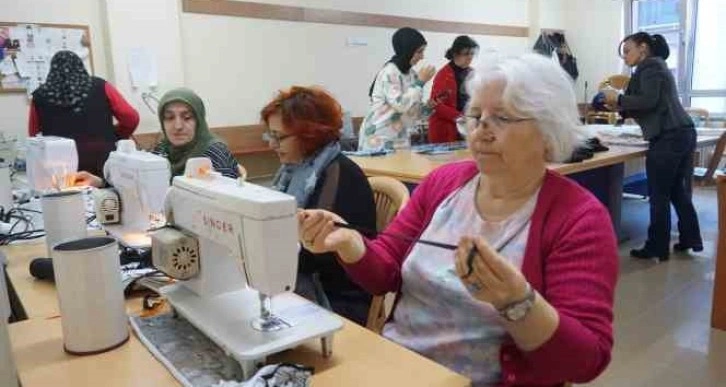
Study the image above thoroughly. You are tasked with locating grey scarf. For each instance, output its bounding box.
[272,142,342,207]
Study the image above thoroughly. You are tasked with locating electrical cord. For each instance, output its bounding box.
[0,229,45,246]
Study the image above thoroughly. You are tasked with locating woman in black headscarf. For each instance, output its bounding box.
[28,50,139,176]
[358,27,436,150]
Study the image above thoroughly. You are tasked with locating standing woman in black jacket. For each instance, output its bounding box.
[604,32,702,260]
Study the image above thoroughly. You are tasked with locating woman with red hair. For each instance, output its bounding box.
[261,86,376,325]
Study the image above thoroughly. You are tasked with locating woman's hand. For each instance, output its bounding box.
[72,171,104,188]
[417,65,436,84]
[454,236,529,310]
[297,209,366,264]
[237,164,248,181]
[602,89,620,110]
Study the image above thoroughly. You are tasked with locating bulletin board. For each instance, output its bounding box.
[0,22,93,96]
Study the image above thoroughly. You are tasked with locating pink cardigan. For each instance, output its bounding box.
[343,161,618,386]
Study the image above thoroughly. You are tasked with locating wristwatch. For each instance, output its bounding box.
[497,283,536,322]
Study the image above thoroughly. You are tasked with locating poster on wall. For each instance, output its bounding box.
[0,23,93,97]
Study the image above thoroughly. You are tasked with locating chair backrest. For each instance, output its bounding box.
[368,176,410,232]
[598,74,630,92]
[366,176,410,333]
[712,175,726,331]
[699,131,726,183]
[686,107,711,127]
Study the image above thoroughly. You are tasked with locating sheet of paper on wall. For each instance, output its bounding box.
[0,74,23,89]
[75,46,90,61]
[21,25,43,61]
[43,28,63,51]
[0,57,15,76]
[127,47,158,89]
[63,29,84,52]
[34,27,52,53]
[8,26,26,47]
[32,61,50,84]
[25,77,40,97]
[12,52,31,78]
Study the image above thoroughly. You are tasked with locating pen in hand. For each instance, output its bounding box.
[299,210,477,278]
[331,221,457,251]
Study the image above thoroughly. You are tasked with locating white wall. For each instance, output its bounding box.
[565,0,625,103]
[2,0,625,136]
[182,0,531,127]
[528,0,568,43]
[238,0,528,25]
[103,0,186,133]
[0,0,109,140]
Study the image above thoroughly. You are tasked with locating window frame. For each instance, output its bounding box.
[625,0,726,111]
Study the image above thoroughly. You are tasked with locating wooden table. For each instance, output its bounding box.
[3,241,470,387]
[350,137,720,239]
[349,145,650,184]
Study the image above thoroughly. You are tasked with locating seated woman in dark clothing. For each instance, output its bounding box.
[29,50,139,177]
[74,87,242,187]
[260,86,376,325]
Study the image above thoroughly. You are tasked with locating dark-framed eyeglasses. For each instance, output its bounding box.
[262,131,294,144]
[455,114,533,136]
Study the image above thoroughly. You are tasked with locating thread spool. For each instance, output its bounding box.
[52,236,129,355]
[0,262,19,387]
[0,165,12,213]
[40,190,87,257]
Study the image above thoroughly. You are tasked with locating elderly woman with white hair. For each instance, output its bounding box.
[298,53,618,386]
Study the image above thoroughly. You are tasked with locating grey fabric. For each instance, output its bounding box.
[131,313,245,385]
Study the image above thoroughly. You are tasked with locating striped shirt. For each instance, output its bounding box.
[202,142,240,179]
[153,141,240,179]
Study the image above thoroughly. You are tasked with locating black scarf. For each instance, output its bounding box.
[369,27,427,97]
[32,51,92,114]
[449,62,471,112]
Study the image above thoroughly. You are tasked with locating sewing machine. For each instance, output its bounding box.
[1,255,20,387]
[25,136,78,193]
[152,158,342,379]
[96,140,170,248]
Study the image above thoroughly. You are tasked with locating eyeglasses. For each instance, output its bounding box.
[262,131,294,144]
[455,114,533,136]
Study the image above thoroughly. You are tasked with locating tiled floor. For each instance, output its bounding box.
[584,186,726,386]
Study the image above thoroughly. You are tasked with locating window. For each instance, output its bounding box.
[636,0,680,26]
[627,0,726,114]
[689,0,726,114]
[629,0,683,86]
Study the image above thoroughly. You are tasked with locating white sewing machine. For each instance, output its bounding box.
[1,255,20,387]
[152,158,342,379]
[96,139,170,248]
[25,136,78,193]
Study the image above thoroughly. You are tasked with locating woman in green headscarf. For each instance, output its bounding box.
[154,88,240,178]
[74,88,241,187]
